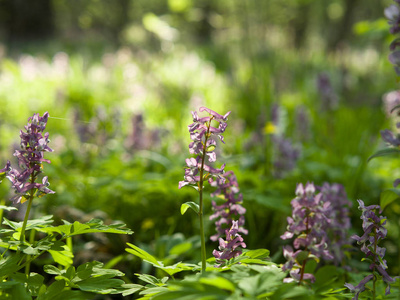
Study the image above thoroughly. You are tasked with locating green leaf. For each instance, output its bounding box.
[180,202,199,215]
[11,272,45,296]
[118,283,145,296]
[0,254,24,277]
[154,262,196,276]
[380,188,400,211]
[199,276,236,292]
[0,205,17,211]
[3,215,53,231]
[41,289,93,300]
[368,148,400,162]
[126,244,196,276]
[295,250,310,264]
[139,286,169,296]
[126,243,161,266]
[48,246,74,267]
[44,265,62,276]
[75,275,125,294]
[38,219,133,237]
[82,261,125,276]
[136,274,167,287]
[0,280,31,300]
[243,248,270,259]
[238,269,286,297]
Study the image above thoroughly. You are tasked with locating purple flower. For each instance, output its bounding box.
[6,112,54,203]
[295,106,310,142]
[381,129,400,147]
[179,107,230,189]
[386,4,400,35]
[0,161,12,182]
[345,200,398,298]
[386,1,400,74]
[281,182,333,283]
[319,183,352,264]
[344,275,374,300]
[316,73,338,111]
[209,171,247,242]
[212,220,246,267]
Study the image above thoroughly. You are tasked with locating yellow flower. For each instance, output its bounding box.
[264,122,277,135]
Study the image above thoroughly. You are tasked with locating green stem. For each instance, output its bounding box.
[372,227,377,300]
[19,196,34,244]
[19,167,37,244]
[299,214,310,285]
[24,229,36,274]
[0,199,5,227]
[198,187,206,273]
[198,119,212,273]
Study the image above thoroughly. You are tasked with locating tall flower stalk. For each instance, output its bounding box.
[179,107,230,272]
[6,112,54,244]
[209,171,247,267]
[345,200,397,300]
[281,183,333,284]
[209,171,247,242]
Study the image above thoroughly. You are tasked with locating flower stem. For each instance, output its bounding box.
[19,196,33,244]
[198,119,212,273]
[0,199,5,227]
[372,227,377,300]
[299,214,310,285]
[20,170,36,244]
[299,258,307,285]
[198,188,206,273]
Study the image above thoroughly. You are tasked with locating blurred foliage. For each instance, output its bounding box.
[0,0,400,295]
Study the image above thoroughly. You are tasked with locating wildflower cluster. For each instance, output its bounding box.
[281,183,334,283]
[345,200,397,299]
[209,171,247,242]
[385,0,400,75]
[316,72,338,111]
[6,112,54,203]
[179,106,231,272]
[319,183,352,264]
[178,107,230,190]
[212,220,246,267]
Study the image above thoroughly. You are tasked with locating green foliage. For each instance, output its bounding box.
[180,201,199,215]
[0,210,133,298]
[1,1,400,298]
[126,243,197,276]
[38,218,133,237]
[368,148,400,162]
[380,188,400,211]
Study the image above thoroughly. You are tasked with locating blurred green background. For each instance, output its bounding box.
[0,0,399,279]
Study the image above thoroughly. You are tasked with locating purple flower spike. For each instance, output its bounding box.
[345,200,398,298]
[199,107,231,122]
[344,275,374,300]
[281,182,351,283]
[6,112,54,203]
[212,220,246,267]
[209,171,247,242]
[319,183,352,264]
[179,107,230,190]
